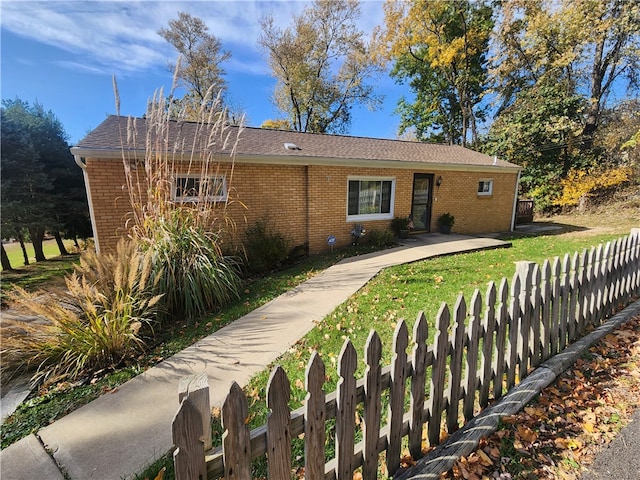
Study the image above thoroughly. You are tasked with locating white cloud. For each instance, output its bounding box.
[1,0,385,79]
[54,59,112,75]
[0,1,316,76]
[2,1,167,73]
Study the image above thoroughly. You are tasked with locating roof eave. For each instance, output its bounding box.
[69,147,522,173]
[235,153,522,172]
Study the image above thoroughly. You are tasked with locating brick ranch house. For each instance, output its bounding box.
[71,115,521,254]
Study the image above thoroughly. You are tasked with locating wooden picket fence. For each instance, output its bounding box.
[172,230,640,480]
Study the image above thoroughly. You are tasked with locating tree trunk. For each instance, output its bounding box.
[581,97,601,151]
[580,26,621,151]
[29,227,46,262]
[54,231,69,255]
[17,232,29,266]
[1,243,13,271]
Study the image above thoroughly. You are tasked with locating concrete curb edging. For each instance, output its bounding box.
[395,299,640,480]
[0,434,65,480]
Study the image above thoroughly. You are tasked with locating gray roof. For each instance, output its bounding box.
[72,115,520,171]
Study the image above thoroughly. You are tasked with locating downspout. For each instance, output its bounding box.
[74,155,101,253]
[305,165,310,252]
[510,169,522,232]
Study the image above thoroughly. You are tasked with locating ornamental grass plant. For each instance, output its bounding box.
[1,239,162,387]
[115,76,244,319]
[1,79,247,389]
[140,210,243,319]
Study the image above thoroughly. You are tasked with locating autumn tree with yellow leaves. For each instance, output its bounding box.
[491,0,640,148]
[485,0,639,210]
[378,0,494,146]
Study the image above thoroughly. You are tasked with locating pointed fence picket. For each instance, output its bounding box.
[171,230,640,480]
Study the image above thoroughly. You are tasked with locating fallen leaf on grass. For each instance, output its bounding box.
[516,425,538,443]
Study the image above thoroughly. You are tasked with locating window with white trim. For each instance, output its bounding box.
[173,175,227,203]
[477,179,493,196]
[347,177,395,220]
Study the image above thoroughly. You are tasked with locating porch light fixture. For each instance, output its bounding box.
[436,176,443,187]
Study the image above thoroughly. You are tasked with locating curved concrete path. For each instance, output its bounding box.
[0,233,509,480]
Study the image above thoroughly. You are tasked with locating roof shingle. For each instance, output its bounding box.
[73,115,519,169]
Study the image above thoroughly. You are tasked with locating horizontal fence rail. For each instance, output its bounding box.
[172,229,640,480]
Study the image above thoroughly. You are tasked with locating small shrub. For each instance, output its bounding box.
[438,212,455,227]
[244,221,289,273]
[555,167,633,209]
[390,217,410,235]
[366,229,394,248]
[1,240,162,386]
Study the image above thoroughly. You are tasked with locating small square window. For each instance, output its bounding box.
[173,175,227,203]
[478,179,493,196]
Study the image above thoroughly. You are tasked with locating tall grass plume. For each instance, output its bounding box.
[116,78,245,319]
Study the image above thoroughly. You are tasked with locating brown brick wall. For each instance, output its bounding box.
[86,158,134,253]
[306,165,409,253]
[430,171,517,234]
[86,158,518,255]
[306,167,517,252]
[225,164,308,251]
[86,158,308,254]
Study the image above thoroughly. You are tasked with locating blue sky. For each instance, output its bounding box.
[1,0,408,145]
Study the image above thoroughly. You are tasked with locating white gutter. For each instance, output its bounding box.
[69,147,522,174]
[510,169,522,232]
[74,155,100,254]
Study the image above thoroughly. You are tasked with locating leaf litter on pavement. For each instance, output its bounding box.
[440,314,640,480]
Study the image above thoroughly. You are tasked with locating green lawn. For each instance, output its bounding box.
[223,229,633,480]
[245,230,631,421]
[3,238,77,266]
[135,228,633,480]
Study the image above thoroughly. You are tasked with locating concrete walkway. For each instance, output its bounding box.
[0,234,509,480]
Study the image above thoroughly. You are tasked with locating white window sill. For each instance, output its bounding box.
[347,213,393,222]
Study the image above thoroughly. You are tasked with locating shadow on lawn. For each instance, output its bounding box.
[501,221,590,240]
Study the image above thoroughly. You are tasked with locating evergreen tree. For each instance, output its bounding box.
[1,99,91,264]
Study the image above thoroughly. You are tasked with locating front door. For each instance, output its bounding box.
[411,174,434,232]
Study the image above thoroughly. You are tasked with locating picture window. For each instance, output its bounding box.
[347,177,395,221]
